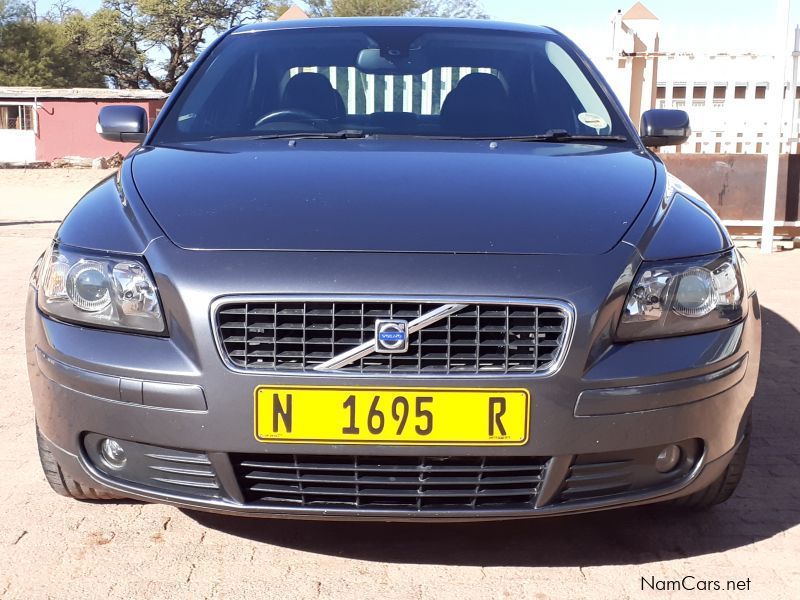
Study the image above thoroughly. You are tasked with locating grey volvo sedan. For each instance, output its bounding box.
[26,18,760,519]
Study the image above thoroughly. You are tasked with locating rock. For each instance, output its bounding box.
[52,156,93,168]
[92,157,108,170]
[106,152,124,168]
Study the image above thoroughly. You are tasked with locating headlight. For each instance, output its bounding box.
[617,249,745,341]
[36,243,166,334]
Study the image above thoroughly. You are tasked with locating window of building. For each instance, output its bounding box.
[672,86,686,99]
[656,85,665,99]
[755,85,767,99]
[734,85,747,99]
[0,105,33,130]
[693,85,706,99]
[713,85,726,99]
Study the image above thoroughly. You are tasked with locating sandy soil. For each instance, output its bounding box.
[0,180,798,598]
[0,168,115,223]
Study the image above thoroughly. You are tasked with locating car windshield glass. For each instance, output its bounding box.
[152,25,628,144]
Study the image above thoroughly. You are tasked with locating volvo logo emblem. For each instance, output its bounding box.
[375,319,409,353]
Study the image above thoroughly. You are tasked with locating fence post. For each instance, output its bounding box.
[790,26,800,153]
[762,0,792,253]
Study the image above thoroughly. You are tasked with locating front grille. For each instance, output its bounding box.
[215,299,570,375]
[232,454,549,510]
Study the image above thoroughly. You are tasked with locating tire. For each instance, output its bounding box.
[671,415,751,509]
[36,426,124,501]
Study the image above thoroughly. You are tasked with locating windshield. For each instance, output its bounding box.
[152,25,629,143]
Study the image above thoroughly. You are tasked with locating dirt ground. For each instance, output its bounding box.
[0,169,798,599]
[0,168,114,223]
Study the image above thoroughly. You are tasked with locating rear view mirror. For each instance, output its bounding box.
[97,105,148,143]
[356,48,398,74]
[356,48,431,76]
[640,109,690,147]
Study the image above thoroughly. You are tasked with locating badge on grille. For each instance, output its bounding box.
[375,319,409,353]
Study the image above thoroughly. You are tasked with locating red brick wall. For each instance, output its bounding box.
[33,98,165,162]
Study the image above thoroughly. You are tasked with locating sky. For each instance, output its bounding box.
[491,0,786,54]
[35,0,797,56]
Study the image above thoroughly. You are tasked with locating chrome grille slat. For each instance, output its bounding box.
[215,298,571,376]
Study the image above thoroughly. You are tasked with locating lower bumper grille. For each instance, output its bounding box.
[232,454,549,511]
[83,433,221,499]
[557,440,703,503]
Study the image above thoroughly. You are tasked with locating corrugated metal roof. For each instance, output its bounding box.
[0,87,167,100]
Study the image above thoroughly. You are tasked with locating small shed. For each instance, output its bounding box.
[0,87,167,164]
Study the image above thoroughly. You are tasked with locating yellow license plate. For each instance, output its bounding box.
[254,386,530,446]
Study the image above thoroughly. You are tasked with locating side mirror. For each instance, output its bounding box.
[97,105,148,143]
[640,109,690,147]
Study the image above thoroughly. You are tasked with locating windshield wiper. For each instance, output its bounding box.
[210,130,369,141]
[492,129,628,143]
[420,130,628,143]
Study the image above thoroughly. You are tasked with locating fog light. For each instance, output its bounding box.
[100,438,127,469]
[655,444,681,473]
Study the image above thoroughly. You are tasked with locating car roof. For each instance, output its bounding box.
[234,17,556,37]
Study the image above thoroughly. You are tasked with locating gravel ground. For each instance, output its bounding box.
[0,170,798,599]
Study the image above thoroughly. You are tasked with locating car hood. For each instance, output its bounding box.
[131,139,656,255]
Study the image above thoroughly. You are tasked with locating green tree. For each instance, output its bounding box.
[69,0,487,92]
[413,0,487,19]
[0,1,17,25]
[0,1,105,86]
[70,0,292,92]
[44,0,79,23]
[305,0,487,18]
[305,0,415,17]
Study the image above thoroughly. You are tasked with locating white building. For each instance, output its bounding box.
[599,2,795,155]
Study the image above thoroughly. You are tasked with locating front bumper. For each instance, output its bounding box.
[26,281,761,520]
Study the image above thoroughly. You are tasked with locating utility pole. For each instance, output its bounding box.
[762,0,792,254]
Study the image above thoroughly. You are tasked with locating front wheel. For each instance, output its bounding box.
[672,415,751,509]
[36,426,124,500]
